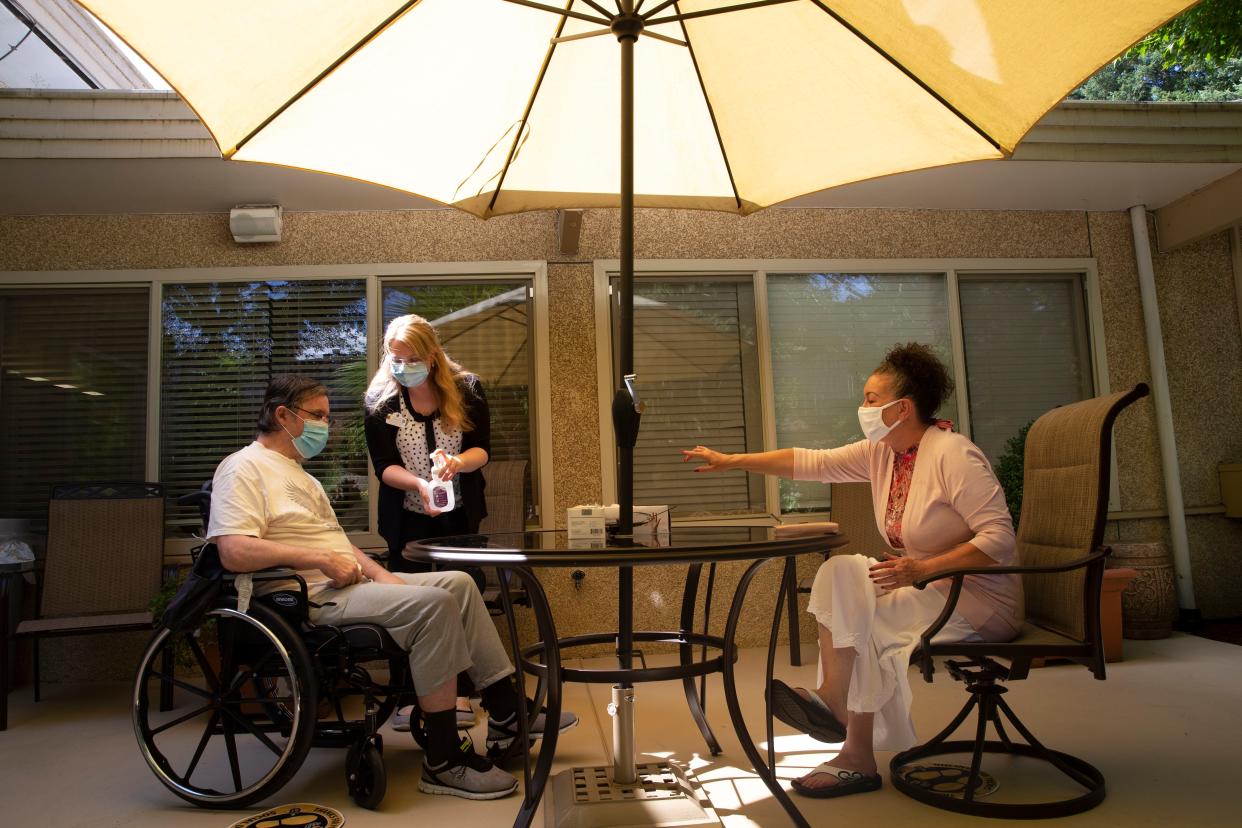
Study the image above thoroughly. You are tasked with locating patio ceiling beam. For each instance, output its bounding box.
[1154,168,1242,252]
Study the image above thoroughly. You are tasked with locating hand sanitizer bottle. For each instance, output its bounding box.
[428,450,456,512]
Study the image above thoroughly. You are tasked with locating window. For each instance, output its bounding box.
[611,277,766,515]
[382,281,539,520]
[160,279,368,535]
[767,272,957,512]
[958,273,1095,465]
[0,287,149,529]
[597,261,1101,519]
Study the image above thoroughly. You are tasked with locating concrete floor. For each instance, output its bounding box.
[1,634,1238,827]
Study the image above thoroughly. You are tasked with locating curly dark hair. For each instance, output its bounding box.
[256,375,328,434]
[873,343,954,424]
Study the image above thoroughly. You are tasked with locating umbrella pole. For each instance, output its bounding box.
[610,8,643,788]
[611,10,643,541]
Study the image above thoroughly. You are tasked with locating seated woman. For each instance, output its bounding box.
[682,342,1020,799]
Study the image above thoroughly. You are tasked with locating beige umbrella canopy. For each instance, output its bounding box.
[81,0,1194,217]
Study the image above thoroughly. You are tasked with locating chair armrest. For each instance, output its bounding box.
[912,547,1110,590]
[910,546,1110,682]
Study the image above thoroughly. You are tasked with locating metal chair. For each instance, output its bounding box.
[890,383,1149,818]
[15,482,164,702]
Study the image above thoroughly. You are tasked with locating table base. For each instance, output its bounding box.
[544,760,721,828]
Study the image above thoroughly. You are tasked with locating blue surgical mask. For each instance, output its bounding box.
[391,359,429,389]
[283,414,330,459]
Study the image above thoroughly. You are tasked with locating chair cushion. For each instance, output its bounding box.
[17,611,152,635]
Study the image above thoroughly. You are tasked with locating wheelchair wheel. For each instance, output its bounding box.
[133,603,317,809]
[346,734,387,809]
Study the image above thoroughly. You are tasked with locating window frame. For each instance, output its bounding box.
[1,262,555,558]
[594,257,1116,521]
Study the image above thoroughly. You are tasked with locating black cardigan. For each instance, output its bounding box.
[364,375,490,555]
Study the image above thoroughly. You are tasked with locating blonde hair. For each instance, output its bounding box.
[365,314,474,432]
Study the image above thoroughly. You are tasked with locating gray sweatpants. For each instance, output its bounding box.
[310,571,514,697]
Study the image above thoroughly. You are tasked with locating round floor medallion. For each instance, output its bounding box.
[898,763,1000,799]
[228,803,344,828]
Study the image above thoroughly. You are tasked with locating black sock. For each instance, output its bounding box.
[480,676,519,722]
[423,709,462,767]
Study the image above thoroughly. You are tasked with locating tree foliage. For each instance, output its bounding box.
[1131,0,1242,68]
[1075,0,1242,101]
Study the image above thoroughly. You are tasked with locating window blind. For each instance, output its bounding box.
[0,287,149,530]
[160,279,368,535]
[958,275,1095,465]
[767,273,955,513]
[614,279,765,515]
[383,282,536,518]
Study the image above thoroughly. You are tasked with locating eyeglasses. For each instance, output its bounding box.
[390,357,426,370]
[292,405,331,426]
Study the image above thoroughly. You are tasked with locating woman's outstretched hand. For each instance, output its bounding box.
[681,445,731,472]
[868,553,927,592]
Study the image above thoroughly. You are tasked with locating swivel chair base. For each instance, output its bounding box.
[891,659,1105,819]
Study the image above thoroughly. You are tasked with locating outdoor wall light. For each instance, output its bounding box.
[229,204,283,243]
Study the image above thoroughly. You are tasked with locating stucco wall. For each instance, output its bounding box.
[3,206,1239,683]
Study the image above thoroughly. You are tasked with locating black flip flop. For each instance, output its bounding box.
[767,679,847,743]
[792,764,883,799]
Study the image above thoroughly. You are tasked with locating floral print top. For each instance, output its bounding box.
[885,420,954,549]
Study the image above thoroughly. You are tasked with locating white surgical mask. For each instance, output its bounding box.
[857,399,903,443]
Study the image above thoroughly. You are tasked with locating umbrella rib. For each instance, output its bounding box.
[675,8,743,212]
[647,0,798,26]
[487,1,581,216]
[501,0,611,26]
[228,0,424,157]
[804,0,1003,154]
[578,1,618,18]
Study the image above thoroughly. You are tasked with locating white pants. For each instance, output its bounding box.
[807,554,979,751]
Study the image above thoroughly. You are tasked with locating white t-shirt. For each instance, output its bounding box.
[207,441,356,596]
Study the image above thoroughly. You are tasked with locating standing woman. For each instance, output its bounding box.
[364,313,490,730]
[364,314,490,567]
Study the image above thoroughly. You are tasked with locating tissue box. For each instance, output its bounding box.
[567,505,607,541]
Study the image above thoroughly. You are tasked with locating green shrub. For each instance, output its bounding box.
[995,421,1033,529]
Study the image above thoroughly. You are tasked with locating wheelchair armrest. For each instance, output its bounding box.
[223,567,310,605]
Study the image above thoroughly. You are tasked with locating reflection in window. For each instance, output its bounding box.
[767,273,955,513]
[614,278,765,515]
[160,280,368,534]
[959,274,1094,465]
[0,3,92,89]
[0,287,148,528]
[382,282,537,520]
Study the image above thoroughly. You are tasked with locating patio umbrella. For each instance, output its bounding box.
[80,0,1197,533]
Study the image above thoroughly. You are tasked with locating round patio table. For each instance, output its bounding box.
[407,526,848,828]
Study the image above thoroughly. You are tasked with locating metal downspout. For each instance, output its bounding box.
[1129,205,1197,612]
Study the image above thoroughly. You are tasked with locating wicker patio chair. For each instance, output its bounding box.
[476,459,530,613]
[890,384,1149,818]
[15,482,164,702]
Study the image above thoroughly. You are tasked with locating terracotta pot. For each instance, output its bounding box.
[1108,542,1177,640]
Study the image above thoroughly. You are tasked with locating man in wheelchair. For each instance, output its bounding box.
[208,374,575,801]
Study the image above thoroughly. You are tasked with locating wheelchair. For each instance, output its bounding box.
[132,485,424,810]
